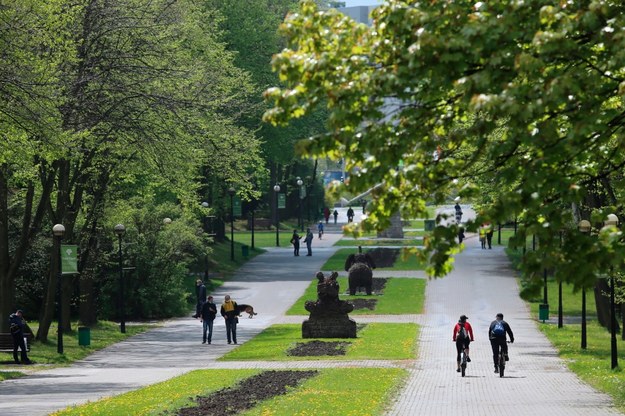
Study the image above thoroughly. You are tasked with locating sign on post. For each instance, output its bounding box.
[61,244,78,274]
[278,193,286,209]
[233,196,242,217]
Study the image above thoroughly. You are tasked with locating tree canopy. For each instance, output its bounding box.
[264,0,625,288]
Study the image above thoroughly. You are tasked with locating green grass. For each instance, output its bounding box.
[286,277,425,315]
[52,369,259,416]
[335,238,421,247]
[208,240,265,276]
[220,323,418,361]
[232,230,295,248]
[10,321,155,366]
[539,321,625,412]
[242,368,407,416]
[527,280,598,318]
[0,371,23,381]
[321,248,425,271]
[53,368,406,416]
[403,219,425,229]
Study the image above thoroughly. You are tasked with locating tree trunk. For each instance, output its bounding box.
[594,278,612,329]
[0,167,14,332]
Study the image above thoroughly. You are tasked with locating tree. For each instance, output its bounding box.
[264,0,625,299]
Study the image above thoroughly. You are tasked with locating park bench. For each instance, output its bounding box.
[247,218,273,230]
[0,332,33,352]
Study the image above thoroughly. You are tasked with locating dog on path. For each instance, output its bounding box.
[237,304,257,318]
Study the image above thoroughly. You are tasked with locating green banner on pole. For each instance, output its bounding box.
[233,196,242,217]
[278,193,286,209]
[61,244,78,274]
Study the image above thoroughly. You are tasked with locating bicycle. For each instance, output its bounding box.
[497,341,510,378]
[460,345,468,377]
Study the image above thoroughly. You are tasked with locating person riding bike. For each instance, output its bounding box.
[489,312,514,373]
[452,314,474,372]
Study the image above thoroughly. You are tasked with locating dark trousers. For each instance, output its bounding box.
[293,243,300,256]
[12,333,29,363]
[490,338,508,366]
[486,232,493,249]
[455,339,470,362]
[225,317,237,343]
[306,242,312,256]
[202,319,214,343]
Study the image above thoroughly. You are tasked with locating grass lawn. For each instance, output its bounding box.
[232,230,294,248]
[0,321,155,370]
[220,323,418,361]
[286,277,425,315]
[335,238,422,247]
[53,368,407,416]
[527,280,598,318]
[322,248,425,271]
[403,219,425,229]
[539,321,625,412]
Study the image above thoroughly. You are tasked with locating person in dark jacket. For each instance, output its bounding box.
[290,230,301,256]
[220,295,240,344]
[489,312,514,373]
[304,228,314,256]
[193,279,207,318]
[9,310,31,364]
[200,296,217,344]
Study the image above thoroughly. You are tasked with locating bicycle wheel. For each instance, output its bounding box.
[499,353,505,377]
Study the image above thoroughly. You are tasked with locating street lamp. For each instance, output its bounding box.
[114,224,126,333]
[228,188,235,261]
[296,177,304,232]
[52,224,65,354]
[578,219,591,349]
[163,217,172,225]
[274,184,281,247]
[603,214,619,369]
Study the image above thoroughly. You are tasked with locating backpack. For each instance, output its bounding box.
[492,320,505,336]
[457,323,467,340]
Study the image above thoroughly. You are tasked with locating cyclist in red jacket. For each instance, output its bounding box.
[452,314,474,372]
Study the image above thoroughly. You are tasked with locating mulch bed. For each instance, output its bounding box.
[286,340,352,356]
[177,370,317,416]
[349,299,377,310]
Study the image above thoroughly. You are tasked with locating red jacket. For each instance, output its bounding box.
[453,321,474,341]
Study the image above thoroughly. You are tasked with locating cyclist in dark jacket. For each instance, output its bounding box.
[9,310,31,364]
[489,313,514,373]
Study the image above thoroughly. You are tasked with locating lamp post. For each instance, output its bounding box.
[228,188,235,261]
[578,219,591,349]
[296,177,304,232]
[603,214,619,369]
[114,224,126,333]
[274,184,281,247]
[52,224,65,354]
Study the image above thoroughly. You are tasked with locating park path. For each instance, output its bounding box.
[0,206,621,415]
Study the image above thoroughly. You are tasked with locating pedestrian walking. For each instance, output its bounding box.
[323,207,330,224]
[479,224,487,249]
[347,207,354,223]
[290,229,301,256]
[304,228,314,256]
[333,209,338,224]
[220,295,240,344]
[193,279,207,318]
[485,222,494,249]
[454,202,463,223]
[317,221,324,239]
[200,296,217,344]
[458,227,465,244]
[9,310,31,365]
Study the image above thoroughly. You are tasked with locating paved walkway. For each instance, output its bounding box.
[0,207,621,415]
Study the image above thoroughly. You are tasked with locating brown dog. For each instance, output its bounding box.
[237,304,257,318]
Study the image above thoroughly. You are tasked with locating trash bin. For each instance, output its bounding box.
[241,245,249,257]
[424,219,435,231]
[78,326,91,346]
[539,304,549,322]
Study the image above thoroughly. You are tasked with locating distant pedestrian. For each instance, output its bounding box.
[317,221,324,239]
[304,228,314,256]
[362,200,367,214]
[347,207,354,223]
[193,279,207,318]
[200,296,217,344]
[323,207,330,224]
[333,209,338,224]
[454,202,463,223]
[290,229,301,256]
[485,222,494,249]
[9,310,31,365]
[479,224,487,249]
[220,295,239,344]
[458,227,465,244]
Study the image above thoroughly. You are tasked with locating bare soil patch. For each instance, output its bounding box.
[287,340,352,356]
[176,370,317,416]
